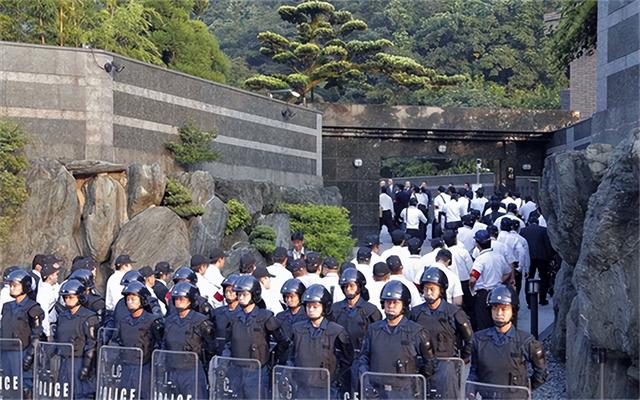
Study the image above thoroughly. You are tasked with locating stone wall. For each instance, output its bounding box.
[0,41,323,187]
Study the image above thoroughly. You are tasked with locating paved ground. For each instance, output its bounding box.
[373,225,554,336]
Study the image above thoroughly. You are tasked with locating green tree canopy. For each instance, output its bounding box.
[0,0,229,82]
[547,0,597,68]
[243,0,466,103]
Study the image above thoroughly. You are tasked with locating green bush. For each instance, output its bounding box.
[165,121,220,167]
[277,203,356,262]
[249,225,277,256]
[162,178,205,218]
[0,120,29,243]
[225,199,251,236]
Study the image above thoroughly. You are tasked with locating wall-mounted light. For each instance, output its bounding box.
[437,144,447,154]
[521,163,532,171]
[104,60,124,75]
[353,158,363,168]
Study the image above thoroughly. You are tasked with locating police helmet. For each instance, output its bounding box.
[380,280,411,311]
[68,268,95,289]
[172,266,198,285]
[232,275,262,304]
[3,266,22,283]
[170,282,199,307]
[221,273,241,289]
[120,270,144,286]
[122,281,151,307]
[339,268,367,291]
[5,269,33,295]
[280,278,306,299]
[487,285,518,308]
[60,279,87,304]
[301,284,332,315]
[419,267,449,293]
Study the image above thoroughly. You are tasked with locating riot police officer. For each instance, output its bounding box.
[110,281,164,400]
[223,275,289,399]
[331,268,382,394]
[469,285,547,397]
[68,268,106,324]
[162,282,215,400]
[0,269,46,398]
[411,267,473,399]
[287,284,353,398]
[56,279,100,399]
[358,280,436,399]
[168,266,215,321]
[213,273,241,355]
[275,278,308,341]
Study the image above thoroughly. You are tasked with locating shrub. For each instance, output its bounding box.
[249,225,277,256]
[162,178,205,218]
[225,199,251,235]
[277,203,356,262]
[0,120,29,243]
[165,121,220,167]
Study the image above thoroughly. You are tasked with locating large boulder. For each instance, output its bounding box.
[214,179,272,216]
[222,245,267,276]
[257,213,291,249]
[108,207,190,272]
[280,185,343,207]
[80,174,128,262]
[550,261,576,359]
[540,143,612,265]
[171,172,228,255]
[0,159,81,267]
[127,163,166,218]
[565,128,639,398]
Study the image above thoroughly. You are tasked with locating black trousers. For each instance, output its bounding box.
[461,280,474,319]
[406,228,421,241]
[528,258,552,302]
[380,210,395,233]
[473,289,492,331]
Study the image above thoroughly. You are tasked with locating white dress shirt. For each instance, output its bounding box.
[443,199,464,223]
[433,192,450,214]
[350,252,383,267]
[400,206,428,229]
[457,226,476,254]
[379,193,395,215]
[403,255,424,283]
[36,281,60,337]
[366,280,387,315]
[105,270,126,311]
[433,261,464,304]
[267,263,293,294]
[470,197,489,213]
[380,246,411,268]
[494,213,525,232]
[519,201,538,222]
[448,244,473,281]
[320,273,345,303]
[471,249,511,291]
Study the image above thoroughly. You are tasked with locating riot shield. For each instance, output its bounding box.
[360,372,426,400]
[151,350,202,400]
[34,342,74,400]
[96,345,143,400]
[0,338,23,400]
[272,365,330,400]
[98,327,118,348]
[208,356,262,400]
[464,381,530,400]
[429,357,464,400]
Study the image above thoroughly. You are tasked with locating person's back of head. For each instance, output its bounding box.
[525,195,533,203]
[442,230,457,247]
[386,256,403,275]
[409,197,418,207]
[437,185,446,193]
[490,201,500,212]
[430,238,444,249]
[407,238,422,255]
[487,225,499,239]
[507,203,517,214]
[435,249,452,265]
[527,216,539,225]
[391,230,405,246]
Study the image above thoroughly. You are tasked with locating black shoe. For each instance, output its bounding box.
[539,300,549,306]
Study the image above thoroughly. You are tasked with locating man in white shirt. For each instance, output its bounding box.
[503,220,531,298]
[400,198,428,240]
[386,255,423,308]
[380,229,411,269]
[469,230,512,330]
[252,266,283,314]
[204,248,227,305]
[470,189,489,214]
[191,254,220,307]
[471,211,488,235]
[354,247,374,281]
[403,238,425,283]
[379,187,396,234]
[351,235,383,266]
[519,196,538,223]
[423,249,463,305]
[36,263,60,338]
[457,215,477,254]
[139,266,166,315]
[442,232,473,311]
[432,186,450,238]
[417,238,446,281]
[494,204,525,232]
[320,257,345,303]
[300,252,324,288]
[267,247,293,294]
[368,262,390,315]
[106,254,135,311]
[288,231,306,260]
[443,188,464,229]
